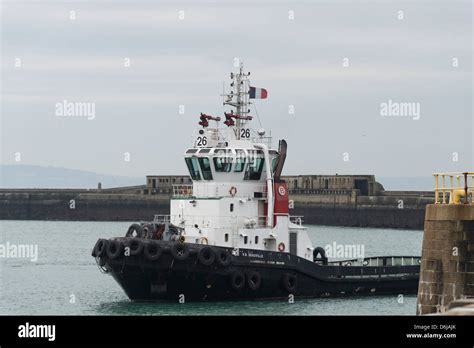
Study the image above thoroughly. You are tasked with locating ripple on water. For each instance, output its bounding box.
[0,221,422,315]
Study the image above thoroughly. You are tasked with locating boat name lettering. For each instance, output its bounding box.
[241,251,264,258]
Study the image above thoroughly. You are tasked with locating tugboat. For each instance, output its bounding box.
[92,64,420,301]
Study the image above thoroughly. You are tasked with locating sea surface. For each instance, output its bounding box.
[0,221,422,315]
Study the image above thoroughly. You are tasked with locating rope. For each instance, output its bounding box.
[253,100,263,128]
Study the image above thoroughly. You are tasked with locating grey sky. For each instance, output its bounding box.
[1,0,472,178]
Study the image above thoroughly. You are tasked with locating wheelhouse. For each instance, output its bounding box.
[184,148,278,183]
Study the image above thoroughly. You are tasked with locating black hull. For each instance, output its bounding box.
[95,238,420,301]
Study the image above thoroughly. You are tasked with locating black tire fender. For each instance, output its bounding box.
[246,271,261,291]
[126,239,144,256]
[91,240,98,257]
[198,246,215,266]
[98,257,106,267]
[215,249,231,267]
[126,224,143,238]
[92,239,107,257]
[106,240,124,260]
[282,273,297,293]
[144,242,162,261]
[313,247,328,265]
[230,270,245,291]
[170,242,190,261]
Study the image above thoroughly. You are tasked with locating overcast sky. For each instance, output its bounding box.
[1,0,472,178]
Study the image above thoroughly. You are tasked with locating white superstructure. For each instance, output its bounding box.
[158,65,314,261]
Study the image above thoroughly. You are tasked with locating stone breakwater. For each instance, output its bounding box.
[0,188,432,229]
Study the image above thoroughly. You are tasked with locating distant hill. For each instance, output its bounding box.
[0,165,143,189]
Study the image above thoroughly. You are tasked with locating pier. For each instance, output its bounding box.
[417,172,474,315]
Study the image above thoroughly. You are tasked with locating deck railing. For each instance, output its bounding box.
[153,214,276,229]
[433,172,474,204]
[289,216,304,226]
[152,214,302,229]
[328,255,422,267]
[153,215,171,223]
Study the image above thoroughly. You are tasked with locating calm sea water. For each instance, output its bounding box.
[0,221,422,315]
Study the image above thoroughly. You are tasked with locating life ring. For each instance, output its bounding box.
[229,186,237,197]
[200,237,209,245]
[278,242,285,252]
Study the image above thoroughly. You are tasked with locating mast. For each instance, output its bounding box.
[223,62,251,139]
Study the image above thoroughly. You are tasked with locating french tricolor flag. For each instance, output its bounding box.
[249,86,268,99]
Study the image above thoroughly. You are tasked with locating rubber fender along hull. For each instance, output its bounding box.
[94,238,420,301]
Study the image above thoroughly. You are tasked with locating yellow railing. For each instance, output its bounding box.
[434,172,474,204]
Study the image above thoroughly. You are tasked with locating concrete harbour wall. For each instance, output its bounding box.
[417,204,474,314]
[0,190,428,229]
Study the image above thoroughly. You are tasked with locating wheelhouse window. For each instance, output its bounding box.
[234,157,246,172]
[234,150,246,172]
[185,157,201,180]
[244,157,264,180]
[198,157,213,180]
[213,157,232,172]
